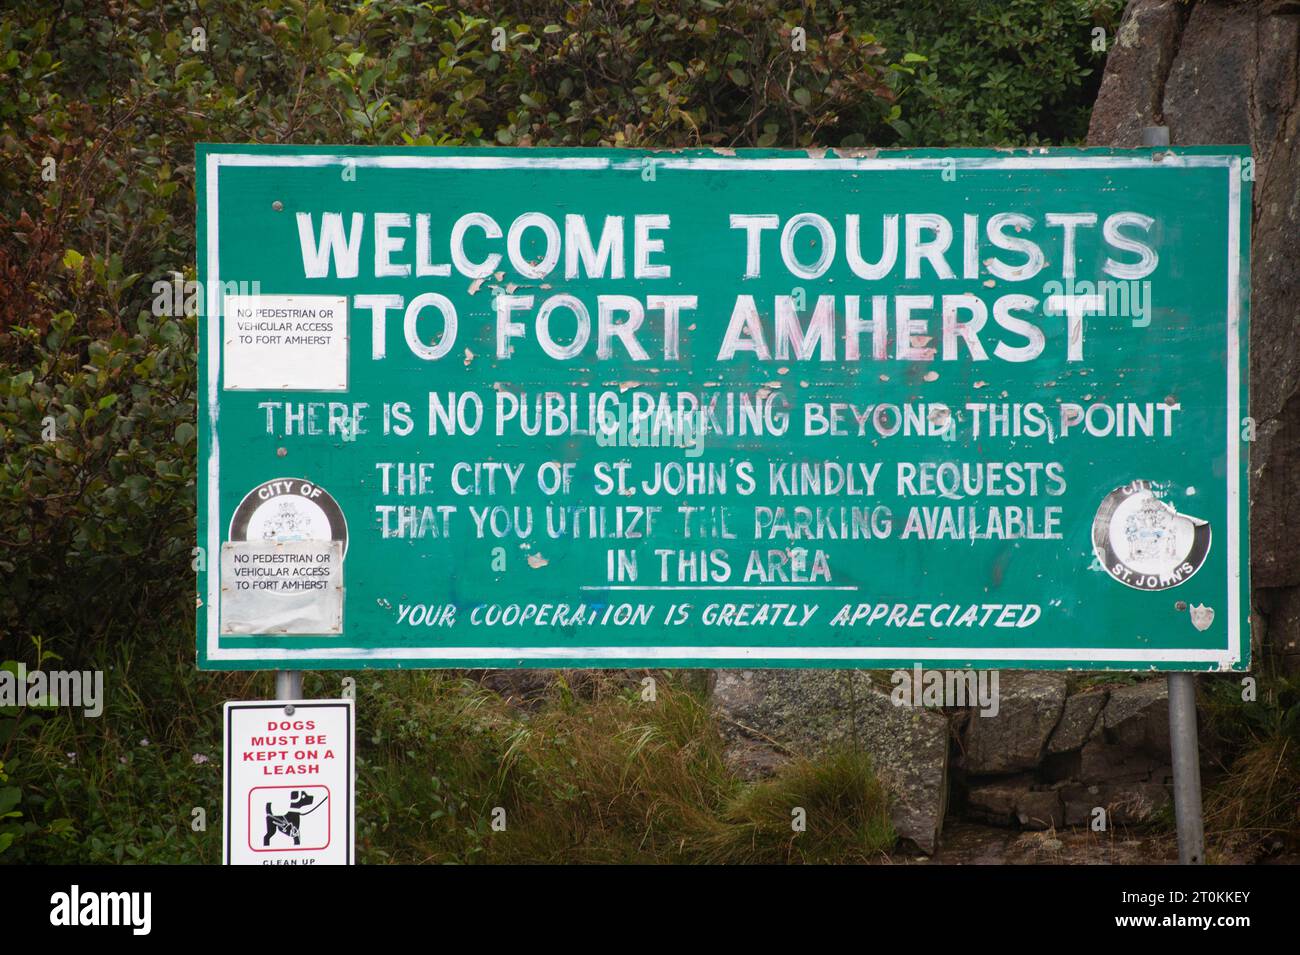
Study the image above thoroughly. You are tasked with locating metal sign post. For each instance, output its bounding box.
[1168,671,1206,863]
[1142,125,1207,866]
[274,670,303,702]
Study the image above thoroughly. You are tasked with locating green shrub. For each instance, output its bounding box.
[0,0,1118,666]
[0,314,197,661]
[0,1,1121,864]
[861,0,1124,146]
[7,665,894,864]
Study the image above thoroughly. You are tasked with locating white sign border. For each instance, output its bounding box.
[203,151,1244,669]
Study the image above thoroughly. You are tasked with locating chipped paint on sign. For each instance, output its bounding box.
[196,145,1251,671]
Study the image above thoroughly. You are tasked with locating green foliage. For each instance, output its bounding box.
[861,0,1125,146]
[701,749,896,863]
[1,638,264,863]
[1203,669,1300,846]
[1,640,85,858]
[356,671,524,863]
[0,0,1116,667]
[0,313,196,661]
[7,666,892,864]
[357,670,894,864]
[0,0,1116,863]
[0,752,25,857]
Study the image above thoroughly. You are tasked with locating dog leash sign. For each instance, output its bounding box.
[223,699,355,865]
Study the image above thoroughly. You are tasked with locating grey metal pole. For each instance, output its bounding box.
[1168,672,1205,863]
[275,670,303,701]
[1140,125,1170,149]
[1142,123,1205,865]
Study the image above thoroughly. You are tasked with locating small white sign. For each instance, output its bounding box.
[224,699,354,865]
[221,539,343,635]
[223,294,348,390]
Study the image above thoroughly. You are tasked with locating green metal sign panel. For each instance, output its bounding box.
[196,145,1250,671]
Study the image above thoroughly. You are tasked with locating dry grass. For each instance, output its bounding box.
[1202,668,1300,853]
[360,670,894,864]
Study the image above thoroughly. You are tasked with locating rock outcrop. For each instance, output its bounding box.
[711,669,950,853]
[959,678,1174,831]
[712,671,1179,846]
[964,674,1068,774]
[1091,0,1300,670]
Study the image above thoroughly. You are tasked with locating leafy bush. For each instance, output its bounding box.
[0,0,1118,665]
[8,665,893,864]
[861,0,1124,146]
[0,314,196,660]
[1,642,240,864]
[0,0,1122,863]
[0,755,25,858]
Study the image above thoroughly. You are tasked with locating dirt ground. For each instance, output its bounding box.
[888,822,1295,865]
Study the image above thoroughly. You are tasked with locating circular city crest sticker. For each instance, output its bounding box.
[1091,480,1209,591]
[229,477,349,557]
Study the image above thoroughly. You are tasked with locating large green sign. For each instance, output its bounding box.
[196,145,1250,671]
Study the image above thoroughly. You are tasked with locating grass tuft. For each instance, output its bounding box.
[4,655,897,865]
[1202,668,1300,851]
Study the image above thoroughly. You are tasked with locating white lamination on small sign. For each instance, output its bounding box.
[220,539,343,634]
[223,294,348,390]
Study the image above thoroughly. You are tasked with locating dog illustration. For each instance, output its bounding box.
[263,789,327,847]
